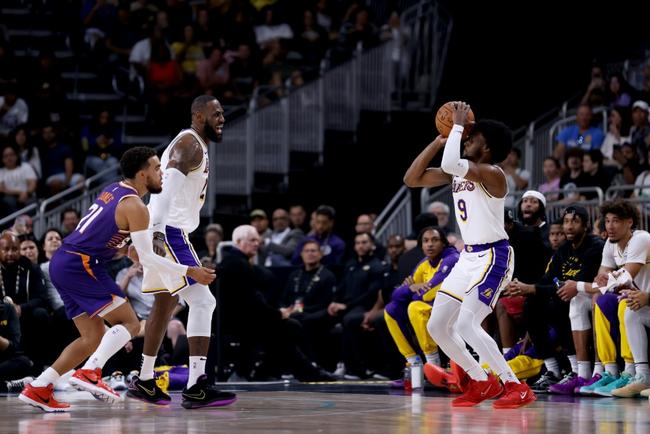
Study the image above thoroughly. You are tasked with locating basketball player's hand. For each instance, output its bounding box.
[595,273,609,288]
[408,283,427,293]
[187,266,217,285]
[451,101,471,126]
[557,280,578,302]
[153,232,166,257]
[430,135,447,148]
[622,289,649,311]
[403,276,415,286]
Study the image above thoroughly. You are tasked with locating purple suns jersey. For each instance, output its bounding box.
[62,182,139,262]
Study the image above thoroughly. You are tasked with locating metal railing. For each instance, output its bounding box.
[374,185,412,244]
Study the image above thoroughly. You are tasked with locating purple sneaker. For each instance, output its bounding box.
[548,372,587,395]
[389,379,405,389]
[575,373,601,394]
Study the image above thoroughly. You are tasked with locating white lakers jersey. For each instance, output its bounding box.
[149,129,209,233]
[451,172,508,245]
[602,230,650,293]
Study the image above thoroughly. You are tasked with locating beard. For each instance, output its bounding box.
[146,178,163,194]
[204,120,222,143]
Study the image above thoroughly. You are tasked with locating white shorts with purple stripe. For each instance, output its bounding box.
[437,239,514,309]
[142,226,201,295]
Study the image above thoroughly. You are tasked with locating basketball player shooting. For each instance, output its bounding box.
[403,101,536,409]
[127,95,236,409]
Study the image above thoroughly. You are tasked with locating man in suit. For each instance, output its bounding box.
[259,208,305,266]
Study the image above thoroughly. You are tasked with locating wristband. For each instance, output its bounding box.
[577,282,586,293]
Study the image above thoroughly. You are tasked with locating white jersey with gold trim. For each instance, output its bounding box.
[148,129,209,233]
[451,171,508,245]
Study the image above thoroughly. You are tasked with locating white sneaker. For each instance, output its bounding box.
[108,371,127,391]
[333,362,346,378]
[5,376,34,393]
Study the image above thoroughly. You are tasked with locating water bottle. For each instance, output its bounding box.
[293,298,304,313]
[403,365,412,391]
[553,277,564,289]
[411,361,423,390]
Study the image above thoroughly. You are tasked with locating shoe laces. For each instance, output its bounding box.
[557,372,576,384]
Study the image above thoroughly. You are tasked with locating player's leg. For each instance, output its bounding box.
[177,283,236,409]
[612,306,650,397]
[69,299,141,402]
[570,293,593,378]
[20,313,105,412]
[407,301,439,365]
[384,287,420,364]
[584,293,621,395]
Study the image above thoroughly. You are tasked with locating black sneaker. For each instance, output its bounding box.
[181,375,237,409]
[5,376,34,393]
[530,371,560,393]
[126,376,171,405]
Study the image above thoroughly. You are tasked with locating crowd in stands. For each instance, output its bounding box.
[0,0,404,218]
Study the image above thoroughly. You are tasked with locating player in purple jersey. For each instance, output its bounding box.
[19,147,218,412]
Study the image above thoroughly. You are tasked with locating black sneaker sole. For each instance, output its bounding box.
[181,396,237,409]
[126,389,172,405]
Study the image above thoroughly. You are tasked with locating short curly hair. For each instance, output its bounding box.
[600,199,639,229]
[470,119,513,164]
[120,147,157,179]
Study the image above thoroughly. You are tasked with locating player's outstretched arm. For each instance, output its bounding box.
[149,135,205,254]
[403,135,453,188]
[119,197,216,285]
[440,102,507,198]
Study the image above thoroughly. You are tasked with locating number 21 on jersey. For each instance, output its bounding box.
[457,199,468,221]
[76,204,103,234]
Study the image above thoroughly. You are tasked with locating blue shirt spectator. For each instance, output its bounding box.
[554,103,605,161]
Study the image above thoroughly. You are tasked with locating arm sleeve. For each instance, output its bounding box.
[149,167,186,233]
[441,125,469,177]
[131,230,189,276]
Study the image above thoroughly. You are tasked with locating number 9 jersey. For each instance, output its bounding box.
[451,174,508,245]
[62,182,139,262]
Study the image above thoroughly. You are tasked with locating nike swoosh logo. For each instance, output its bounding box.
[82,373,99,385]
[138,384,156,396]
[478,253,487,258]
[480,384,492,397]
[520,392,527,399]
[184,391,206,400]
[34,392,50,404]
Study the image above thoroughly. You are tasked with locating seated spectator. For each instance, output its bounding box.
[130,26,168,76]
[0,232,50,371]
[501,148,530,204]
[606,73,633,108]
[11,125,41,178]
[171,25,206,78]
[559,148,586,202]
[616,142,645,186]
[353,213,385,260]
[581,149,613,200]
[0,144,38,215]
[217,225,333,381]
[600,107,630,167]
[0,85,28,139]
[254,7,294,48]
[250,209,272,239]
[629,100,650,164]
[81,109,122,180]
[11,215,33,237]
[41,228,62,263]
[580,65,606,107]
[25,50,65,126]
[228,43,260,97]
[289,204,308,233]
[427,202,451,231]
[197,223,223,268]
[105,7,138,68]
[538,157,561,201]
[196,47,230,95]
[194,8,218,53]
[338,7,378,51]
[553,104,605,162]
[39,125,85,195]
[0,302,33,391]
[81,0,118,51]
[60,209,80,237]
[148,40,182,90]
[518,190,551,245]
[260,208,304,267]
[548,219,566,252]
[296,10,328,67]
[18,235,39,265]
[292,205,345,266]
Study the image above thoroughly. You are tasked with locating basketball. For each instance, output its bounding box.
[435,101,475,138]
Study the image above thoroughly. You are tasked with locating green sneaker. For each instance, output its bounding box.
[611,373,650,398]
[593,372,633,397]
[579,372,616,395]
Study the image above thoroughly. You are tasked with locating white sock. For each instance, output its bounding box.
[31,367,61,388]
[188,356,207,388]
[593,362,604,376]
[605,363,619,377]
[467,365,488,381]
[83,325,132,370]
[634,363,649,378]
[577,361,592,380]
[544,358,560,377]
[502,347,511,356]
[568,355,578,373]
[406,355,421,365]
[424,352,440,366]
[140,354,157,381]
[624,362,636,376]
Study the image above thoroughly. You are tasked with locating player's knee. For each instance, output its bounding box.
[426,313,443,340]
[384,301,398,319]
[407,302,420,322]
[183,285,216,313]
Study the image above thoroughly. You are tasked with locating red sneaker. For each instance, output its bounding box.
[493,381,536,409]
[19,384,71,412]
[452,373,503,407]
[425,363,465,393]
[69,368,121,403]
[449,361,470,393]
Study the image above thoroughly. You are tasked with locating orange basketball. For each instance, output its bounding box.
[435,101,475,138]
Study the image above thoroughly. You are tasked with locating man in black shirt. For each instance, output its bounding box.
[0,302,33,391]
[506,205,604,393]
